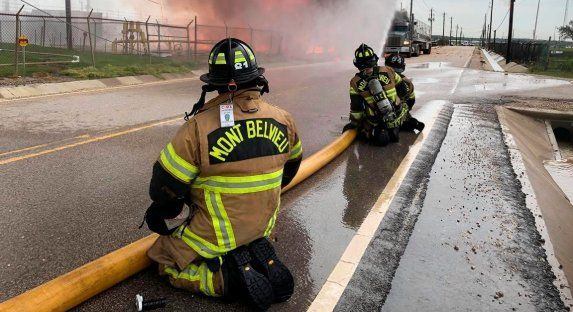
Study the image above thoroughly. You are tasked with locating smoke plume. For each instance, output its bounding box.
[163,0,398,60]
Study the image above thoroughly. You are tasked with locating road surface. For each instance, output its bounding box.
[0,46,571,311]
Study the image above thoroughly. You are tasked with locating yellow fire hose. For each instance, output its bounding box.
[0,130,357,312]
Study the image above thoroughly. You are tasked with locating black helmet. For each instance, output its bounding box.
[186,38,269,119]
[385,53,406,73]
[200,38,265,86]
[353,43,379,70]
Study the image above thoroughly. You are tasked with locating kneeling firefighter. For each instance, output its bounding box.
[142,38,303,310]
[384,53,425,132]
[343,44,422,145]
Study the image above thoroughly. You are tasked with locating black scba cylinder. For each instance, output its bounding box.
[135,294,167,311]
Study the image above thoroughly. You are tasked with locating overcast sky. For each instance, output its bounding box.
[409,0,570,40]
[4,0,572,40]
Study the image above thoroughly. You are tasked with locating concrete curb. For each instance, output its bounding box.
[0,72,197,101]
[480,48,505,72]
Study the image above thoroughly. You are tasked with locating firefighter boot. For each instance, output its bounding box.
[223,246,273,310]
[389,127,400,143]
[372,127,390,146]
[248,238,294,302]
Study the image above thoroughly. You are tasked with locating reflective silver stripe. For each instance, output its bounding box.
[195,175,283,190]
[162,148,196,182]
[208,191,233,250]
[177,227,221,258]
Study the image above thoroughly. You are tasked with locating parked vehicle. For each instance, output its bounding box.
[384,10,432,57]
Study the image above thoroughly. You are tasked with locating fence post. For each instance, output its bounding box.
[186,19,193,61]
[42,17,46,46]
[145,16,151,64]
[0,20,2,44]
[156,20,161,56]
[194,16,198,61]
[248,24,254,48]
[87,9,95,67]
[14,5,24,77]
[545,37,551,71]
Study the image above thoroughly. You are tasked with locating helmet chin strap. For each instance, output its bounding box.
[185,84,218,120]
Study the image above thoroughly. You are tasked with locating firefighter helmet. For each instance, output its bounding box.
[200,38,265,86]
[353,43,379,70]
[385,53,406,73]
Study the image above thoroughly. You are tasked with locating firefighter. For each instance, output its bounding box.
[343,44,422,145]
[384,53,425,132]
[142,38,303,310]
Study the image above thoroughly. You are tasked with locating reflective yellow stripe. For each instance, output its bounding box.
[365,96,375,104]
[386,104,409,128]
[165,263,220,297]
[395,72,402,84]
[264,198,280,237]
[349,86,359,95]
[365,50,371,56]
[205,190,236,250]
[174,226,224,258]
[235,50,246,63]
[350,112,364,120]
[193,170,283,194]
[358,52,363,57]
[289,140,302,160]
[159,143,199,184]
[215,53,227,64]
[245,46,255,61]
[208,52,214,64]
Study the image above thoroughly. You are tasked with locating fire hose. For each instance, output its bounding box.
[0,129,357,312]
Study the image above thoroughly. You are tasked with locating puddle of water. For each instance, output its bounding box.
[412,77,439,84]
[544,159,573,204]
[409,62,448,69]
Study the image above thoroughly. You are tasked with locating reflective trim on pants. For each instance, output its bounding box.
[264,198,281,237]
[164,262,219,297]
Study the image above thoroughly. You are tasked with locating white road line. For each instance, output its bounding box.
[307,100,447,312]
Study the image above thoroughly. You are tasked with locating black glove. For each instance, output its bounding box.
[342,123,357,133]
[140,201,185,235]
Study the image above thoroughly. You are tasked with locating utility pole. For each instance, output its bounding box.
[442,12,446,43]
[565,0,570,32]
[533,0,541,40]
[460,27,463,44]
[455,25,459,45]
[449,16,453,45]
[482,13,487,47]
[65,0,72,50]
[488,0,494,48]
[410,0,414,45]
[429,8,435,39]
[507,0,515,64]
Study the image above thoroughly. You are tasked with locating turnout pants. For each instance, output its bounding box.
[160,260,224,297]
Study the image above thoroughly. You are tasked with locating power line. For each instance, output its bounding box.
[495,9,509,31]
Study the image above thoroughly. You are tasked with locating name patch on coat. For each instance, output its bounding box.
[208,118,289,164]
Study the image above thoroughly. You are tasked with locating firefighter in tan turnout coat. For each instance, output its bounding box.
[142,38,302,310]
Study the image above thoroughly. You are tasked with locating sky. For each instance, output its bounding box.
[408,0,571,40]
[2,0,571,40]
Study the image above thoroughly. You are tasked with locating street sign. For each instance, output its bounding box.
[18,35,28,47]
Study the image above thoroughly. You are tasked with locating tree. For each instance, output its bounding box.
[559,20,573,40]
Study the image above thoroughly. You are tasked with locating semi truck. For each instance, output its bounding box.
[384,10,432,57]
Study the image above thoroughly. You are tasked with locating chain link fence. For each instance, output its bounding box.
[0,8,281,77]
[489,39,573,76]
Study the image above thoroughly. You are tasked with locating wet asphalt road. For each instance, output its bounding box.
[5,46,568,311]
